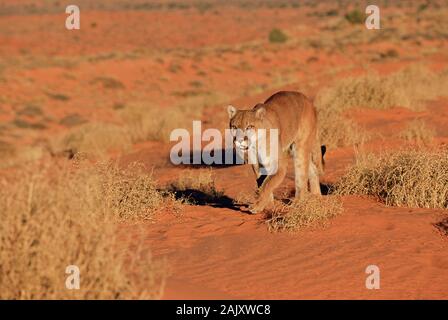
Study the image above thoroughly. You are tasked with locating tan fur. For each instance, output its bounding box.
[227,91,324,214]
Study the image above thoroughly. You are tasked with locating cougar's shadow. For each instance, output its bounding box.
[168,148,244,168]
[164,187,243,212]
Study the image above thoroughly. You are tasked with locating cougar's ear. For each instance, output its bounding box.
[255,107,266,119]
[227,105,237,119]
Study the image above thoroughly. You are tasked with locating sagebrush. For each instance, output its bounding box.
[0,160,174,299]
[267,195,343,232]
[335,148,448,209]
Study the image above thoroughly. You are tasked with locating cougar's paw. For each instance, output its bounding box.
[248,203,264,214]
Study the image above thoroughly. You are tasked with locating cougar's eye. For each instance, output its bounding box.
[246,125,255,130]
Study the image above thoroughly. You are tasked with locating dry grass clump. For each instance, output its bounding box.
[268,28,288,43]
[317,73,402,111]
[317,108,367,148]
[170,169,223,198]
[120,103,202,143]
[315,65,447,148]
[316,65,448,112]
[335,149,448,209]
[50,122,132,157]
[0,160,170,299]
[89,161,178,221]
[120,93,227,143]
[0,140,16,158]
[345,9,364,24]
[0,144,45,170]
[267,195,343,232]
[399,119,435,146]
[119,104,193,143]
[90,76,125,90]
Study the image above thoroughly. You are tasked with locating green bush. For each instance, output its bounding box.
[345,9,364,24]
[269,28,288,43]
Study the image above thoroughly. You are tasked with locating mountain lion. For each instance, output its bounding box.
[227,91,324,214]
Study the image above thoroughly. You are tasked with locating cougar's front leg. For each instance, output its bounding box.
[251,162,268,189]
[249,156,287,214]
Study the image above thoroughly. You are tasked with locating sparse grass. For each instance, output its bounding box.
[50,122,132,157]
[17,104,43,117]
[316,65,448,112]
[0,144,45,169]
[46,92,70,101]
[113,102,126,110]
[59,114,87,127]
[267,195,343,232]
[233,191,253,206]
[90,77,125,90]
[13,118,47,130]
[269,28,288,43]
[172,90,207,98]
[120,93,226,143]
[315,65,448,148]
[345,9,364,24]
[0,160,171,299]
[0,140,16,158]
[335,148,448,209]
[168,63,183,73]
[80,161,179,221]
[189,80,203,88]
[380,48,399,59]
[170,169,223,200]
[120,104,189,143]
[399,119,435,146]
[317,108,368,148]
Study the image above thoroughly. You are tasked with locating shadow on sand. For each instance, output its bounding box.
[168,148,245,168]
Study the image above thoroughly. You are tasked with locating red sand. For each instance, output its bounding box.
[2,2,448,299]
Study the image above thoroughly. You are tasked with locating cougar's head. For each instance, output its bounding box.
[227,104,266,153]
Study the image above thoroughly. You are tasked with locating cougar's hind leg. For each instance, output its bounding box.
[309,161,321,195]
[293,142,310,199]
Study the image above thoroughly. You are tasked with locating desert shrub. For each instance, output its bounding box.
[120,105,185,142]
[0,160,170,299]
[267,195,343,232]
[399,119,435,146]
[59,114,87,127]
[90,77,125,90]
[167,169,228,206]
[317,73,400,110]
[417,3,429,12]
[13,118,46,130]
[0,143,45,169]
[269,28,288,43]
[170,169,223,199]
[317,108,368,148]
[380,49,399,59]
[46,92,70,101]
[89,161,176,220]
[315,65,448,148]
[345,9,364,24]
[326,9,339,16]
[17,104,43,117]
[316,65,448,112]
[335,149,448,209]
[50,122,132,156]
[0,140,16,158]
[120,94,225,143]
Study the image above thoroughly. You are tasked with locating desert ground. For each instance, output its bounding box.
[1,0,448,299]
